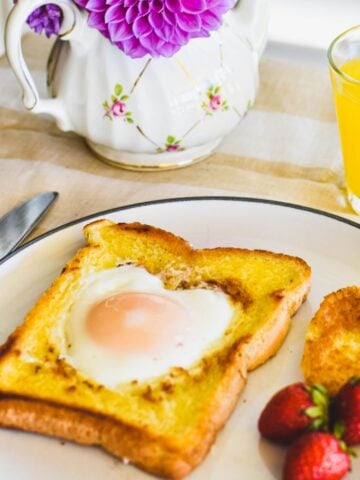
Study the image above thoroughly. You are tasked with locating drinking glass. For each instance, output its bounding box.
[328,26,360,214]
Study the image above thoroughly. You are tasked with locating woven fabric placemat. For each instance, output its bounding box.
[0,35,358,239]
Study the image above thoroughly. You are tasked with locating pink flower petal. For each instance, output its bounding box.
[159,42,182,57]
[75,0,234,59]
[138,30,159,49]
[182,0,206,13]
[125,4,139,23]
[133,15,153,38]
[154,19,173,40]
[163,9,176,25]
[148,11,164,30]
[121,37,149,57]
[85,0,107,12]
[200,10,221,30]
[108,20,133,41]
[165,0,182,14]
[171,26,190,45]
[176,12,201,32]
[151,0,163,13]
[205,0,222,7]
[104,5,126,22]
[139,1,150,15]
[88,11,106,27]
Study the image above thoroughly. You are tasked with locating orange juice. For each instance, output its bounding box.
[330,58,360,198]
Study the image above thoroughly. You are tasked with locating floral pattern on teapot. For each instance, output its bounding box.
[103,84,133,123]
[102,79,238,154]
[201,86,229,116]
[157,136,185,154]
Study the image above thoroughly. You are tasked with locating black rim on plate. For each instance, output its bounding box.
[0,196,359,267]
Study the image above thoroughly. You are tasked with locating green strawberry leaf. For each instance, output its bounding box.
[313,384,328,395]
[303,384,330,432]
[333,421,345,439]
[311,418,325,430]
[338,438,357,457]
[305,406,322,418]
[312,389,327,408]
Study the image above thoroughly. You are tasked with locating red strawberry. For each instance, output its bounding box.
[258,383,329,444]
[334,376,360,446]
[283,432,351,480]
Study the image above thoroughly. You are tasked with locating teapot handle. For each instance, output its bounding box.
[230,0,270,57]
[5,0,84,131]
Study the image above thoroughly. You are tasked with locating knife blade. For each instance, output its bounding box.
[0,192,58,260]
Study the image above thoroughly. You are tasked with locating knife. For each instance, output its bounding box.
[0,192,58,260]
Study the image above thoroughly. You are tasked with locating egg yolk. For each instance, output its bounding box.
[86,292,192,353]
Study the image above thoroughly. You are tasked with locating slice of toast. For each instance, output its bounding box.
[302,286,360,395]
[0,220,311,478]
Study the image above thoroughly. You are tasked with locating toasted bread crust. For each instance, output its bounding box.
[0,220,311,478]
[0,396,192,478]
[302,286,360,395]
[0,354,247,479]
[245,280,310,371]
[0,341,248,478]
[0,349,248,479]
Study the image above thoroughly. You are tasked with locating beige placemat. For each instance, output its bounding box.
[0,34,358,241]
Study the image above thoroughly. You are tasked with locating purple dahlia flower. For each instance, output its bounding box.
[25,4,63,38]
[74,0,236,58]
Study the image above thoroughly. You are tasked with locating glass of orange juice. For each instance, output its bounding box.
[329,26,360,214]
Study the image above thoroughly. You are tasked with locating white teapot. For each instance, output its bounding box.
[0,0,14,56]
[6,0,269,170]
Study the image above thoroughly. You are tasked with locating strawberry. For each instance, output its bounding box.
[333,376,360,446]
[258,383,329,444]
[283,432,351,480]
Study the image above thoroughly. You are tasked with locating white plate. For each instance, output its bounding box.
[0,197,359,480]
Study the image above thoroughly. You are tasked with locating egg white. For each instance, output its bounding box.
[62,265,234,388]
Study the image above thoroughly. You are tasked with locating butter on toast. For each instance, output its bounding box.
[302,286,360,395]
[0,220,311,478]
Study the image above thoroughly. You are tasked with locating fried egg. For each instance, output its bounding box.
[63,265,234,388]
